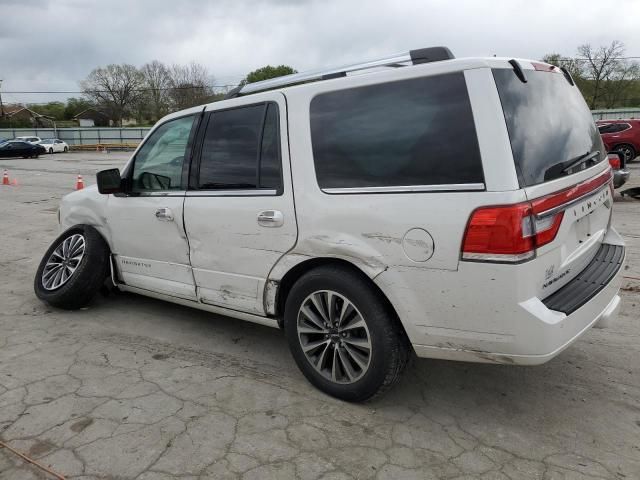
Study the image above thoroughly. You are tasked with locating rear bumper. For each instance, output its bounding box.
[412,289,622,365]
[375,232,626,366]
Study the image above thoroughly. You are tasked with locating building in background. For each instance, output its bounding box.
[73,108,112,127]
[0,105,55,127]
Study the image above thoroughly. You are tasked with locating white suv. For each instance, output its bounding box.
[34,47,625,401]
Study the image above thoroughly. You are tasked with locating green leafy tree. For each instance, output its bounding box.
[30,102,65,120]
[244,65,297,84]
[63,97,94,120]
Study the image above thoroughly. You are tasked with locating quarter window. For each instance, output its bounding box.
[310,73,484,189]
[198,103,282,191]
[131,115,195,192]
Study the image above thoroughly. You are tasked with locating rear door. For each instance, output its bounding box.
[183,93,297,315]
[493,66,614,297]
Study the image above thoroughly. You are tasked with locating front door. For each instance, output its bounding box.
[107,112,201,300]
[183,94,297,314]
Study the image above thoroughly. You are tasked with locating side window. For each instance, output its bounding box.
[310,73,484,189]
[258,103,282,189]
[131,115,195,192]
[198,102,282,191]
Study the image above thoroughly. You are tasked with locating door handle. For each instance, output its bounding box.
[257,210,284,227]
[155,207,174,222]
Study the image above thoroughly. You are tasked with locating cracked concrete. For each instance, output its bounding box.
[0,152,639,479]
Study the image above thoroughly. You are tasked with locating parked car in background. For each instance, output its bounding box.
[597,120,640,163]
[38,138,69,154]
[14,136,42,144]
[34,50,626,401]
[0,140,46,158]
[608,151,630,188]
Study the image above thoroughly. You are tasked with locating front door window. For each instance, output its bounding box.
[131,115,196,192]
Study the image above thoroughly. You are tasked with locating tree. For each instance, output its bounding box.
[80,64,146,126]
[63,97,93,120]
[29,101,66,120]
[542,52,589,97]
[576,41,637,109]
[243,65,297,84]
[542,41,640,109]
[167,62,215,110]
[141,60,171,121]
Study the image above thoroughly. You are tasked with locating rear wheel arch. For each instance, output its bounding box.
[273,257,407,338]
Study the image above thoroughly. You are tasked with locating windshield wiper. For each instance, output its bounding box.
[562,150,601,173]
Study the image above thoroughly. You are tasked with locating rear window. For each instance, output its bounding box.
[310,73,484,190]
[493,68,605,187]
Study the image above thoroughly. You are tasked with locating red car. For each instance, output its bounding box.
[596,119,640,163]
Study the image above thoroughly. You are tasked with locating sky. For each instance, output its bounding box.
[1,0,640,105]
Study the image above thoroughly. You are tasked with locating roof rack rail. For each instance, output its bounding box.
[228,46,454,98]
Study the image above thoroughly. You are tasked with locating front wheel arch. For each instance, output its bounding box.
[34,224,111,309]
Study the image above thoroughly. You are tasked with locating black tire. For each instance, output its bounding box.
[613,144,636,163]
[64,146,68,152]
[284,265,410,402]
[34,225,110,310]
[49,148,54,154]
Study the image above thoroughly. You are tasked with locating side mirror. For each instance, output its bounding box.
[97,168,123,194]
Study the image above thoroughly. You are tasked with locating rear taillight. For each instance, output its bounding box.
[461,203,563,263]
[608,156,621,170]
[462,168,612,263]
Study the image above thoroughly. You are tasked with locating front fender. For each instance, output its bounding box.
[59,185,112,247]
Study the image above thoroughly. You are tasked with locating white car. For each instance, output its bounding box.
[34,47,625,401]
[38,138,69,154]
[15,136,42,144]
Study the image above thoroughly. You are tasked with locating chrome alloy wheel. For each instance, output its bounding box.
[42,234,86,291]
[297,290,372,384]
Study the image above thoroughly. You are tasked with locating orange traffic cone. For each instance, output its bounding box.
[2,170,9,185]
[75,174,84,190]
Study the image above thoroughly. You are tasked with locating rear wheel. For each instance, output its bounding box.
[614,144,636,163]
[34,225,110,309]
[63,146,68,152]
[284,265,410,402]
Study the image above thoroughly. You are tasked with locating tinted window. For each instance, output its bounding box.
[199,103,282,190]
[131,115,195,192]
[258,103,282,189]
[605,123,630,133]
[493,69,605,187]
[310,73,483,189]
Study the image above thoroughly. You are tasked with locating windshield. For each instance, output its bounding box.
[493,68,605,187]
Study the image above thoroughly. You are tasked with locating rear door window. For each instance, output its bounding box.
[310,73,484,189]
[493,68,605,187]
[198,102,282,191]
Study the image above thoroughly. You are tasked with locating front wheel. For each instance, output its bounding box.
[49,148,54,154]
[63,146,68,153]
[34,225,110,309]
[284,265,410,402]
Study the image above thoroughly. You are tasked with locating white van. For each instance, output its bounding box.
[34,47,625,401]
